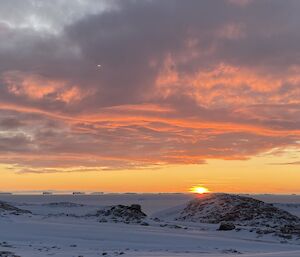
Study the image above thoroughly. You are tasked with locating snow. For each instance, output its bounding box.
[0,193,299,257]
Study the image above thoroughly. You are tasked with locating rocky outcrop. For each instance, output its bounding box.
[0,251,21,257]
[218,221,235,231]
[280,224,300,235]
[0,201,31,215]
[174,193,300,239]
[95,204,147,224]
[177,194,299,229]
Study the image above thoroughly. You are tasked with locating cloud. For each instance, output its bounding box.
[0,0,299,172]
[271,161,300,166]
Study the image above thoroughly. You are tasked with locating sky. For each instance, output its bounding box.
[0,0,299,194]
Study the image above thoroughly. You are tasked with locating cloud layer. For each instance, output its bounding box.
[0,0,300,172]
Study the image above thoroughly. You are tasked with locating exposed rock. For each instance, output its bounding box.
[0,242,13,248]
[0,251,20,257]
[160,224,187,229]
[0,201,31,215]
[174,193,300,239]
[280,224,300,235]
[95,204,147,224]
[218,221,235,231]
[221,249,241,254]
[177,194,299,230]
[130,204,142,212]
[276,233,293,240]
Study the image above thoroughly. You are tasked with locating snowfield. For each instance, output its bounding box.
[0,193,299,257]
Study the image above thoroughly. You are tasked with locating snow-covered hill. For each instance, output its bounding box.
[154,193,300,238]
[177,193,299,226]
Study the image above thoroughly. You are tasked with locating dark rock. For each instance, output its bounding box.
[177,193,299,229]
[221,249,241,254]
[0,242,13,248]
[94,204,147,224]
[0,201,31,215]
[0,251,20,257]
[280,224,300,235]
[159,223,186,229]
[277,233,293,240]
[130,204,142,212]
[218,222,235,231]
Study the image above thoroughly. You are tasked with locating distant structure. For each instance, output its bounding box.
[42,192,53,195]
[0,192,12,195]
[90,192,104,195]
[72,192,85,195]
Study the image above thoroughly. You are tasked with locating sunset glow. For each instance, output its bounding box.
[0,0,299,194]
[190,186,210,194]
[2,2,300,257]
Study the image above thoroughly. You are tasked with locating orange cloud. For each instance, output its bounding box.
[4,71,59,99]
[1,0,300,174]
[3,71,89,104]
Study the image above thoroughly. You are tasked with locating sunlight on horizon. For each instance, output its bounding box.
[189,186,210,194]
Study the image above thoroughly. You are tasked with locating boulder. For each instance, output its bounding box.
[218,221,235,231]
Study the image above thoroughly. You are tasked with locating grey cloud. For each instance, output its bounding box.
[0,0,111,33]
[1,0,300,109]
[0,117,24,129]
[0,0,300,171]
[0,133,33,152]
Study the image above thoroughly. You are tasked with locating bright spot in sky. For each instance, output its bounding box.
[97,64,101,67]
[190,186,210,194]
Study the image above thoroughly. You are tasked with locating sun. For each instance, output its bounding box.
[190,186,210,194]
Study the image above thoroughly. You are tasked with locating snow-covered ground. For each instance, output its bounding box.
[0,194,299,257]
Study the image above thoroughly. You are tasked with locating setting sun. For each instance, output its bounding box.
[190,186,210,194]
